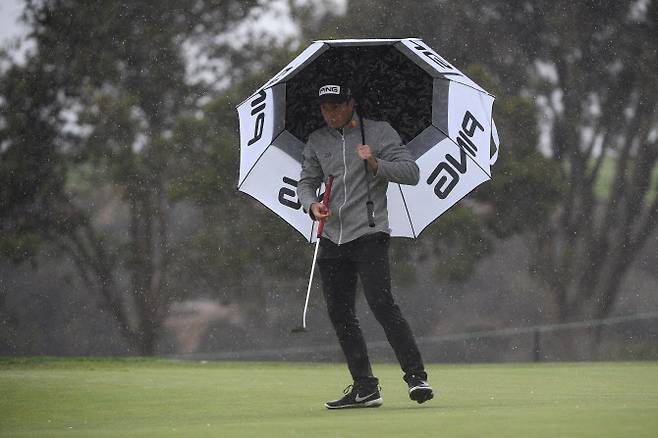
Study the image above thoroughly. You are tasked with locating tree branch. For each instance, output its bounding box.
[629,144,658,251]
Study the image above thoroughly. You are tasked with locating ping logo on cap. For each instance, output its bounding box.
[319,85,341,96]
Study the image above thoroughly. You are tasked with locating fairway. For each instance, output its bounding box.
[1,358,657,437]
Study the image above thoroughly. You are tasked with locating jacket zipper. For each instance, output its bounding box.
[337,131,348,245]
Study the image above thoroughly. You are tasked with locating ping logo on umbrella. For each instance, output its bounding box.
[409,39,460,77]
[457,111,484,157]
[427,111,484,199]
[279,176,301,210]
[248,90,267,146]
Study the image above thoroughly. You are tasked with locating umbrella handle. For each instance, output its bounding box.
[317,175,334,237]
[490,119,500,165]
[358,113,376,227]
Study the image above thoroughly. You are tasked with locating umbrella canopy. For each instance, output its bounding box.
[237,38,499,242]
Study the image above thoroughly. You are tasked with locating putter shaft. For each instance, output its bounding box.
[296,175,334,332]
[301,236,321,329]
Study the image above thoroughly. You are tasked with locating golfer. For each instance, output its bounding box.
[297,79,433,409]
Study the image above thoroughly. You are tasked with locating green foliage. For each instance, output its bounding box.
[0,232,41,263]
[160,68,313,306]
[424,207,491,282]
[463,63,564,237]
[480,95,564,238]
[0,58,74,261]
[0,0,274,353]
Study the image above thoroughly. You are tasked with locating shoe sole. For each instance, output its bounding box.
[409,386,434,404]
[325,398,383,409]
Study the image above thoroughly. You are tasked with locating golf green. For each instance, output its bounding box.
[1,358,657,437]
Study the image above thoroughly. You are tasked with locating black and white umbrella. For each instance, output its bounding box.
[237,38,499,242]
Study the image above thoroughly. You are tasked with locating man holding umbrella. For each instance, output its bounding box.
[297,78,434,409]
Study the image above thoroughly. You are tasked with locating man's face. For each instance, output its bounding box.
[320,98,355,129]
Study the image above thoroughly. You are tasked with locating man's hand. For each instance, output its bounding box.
[357,144,378,172]
[310,202,331,221]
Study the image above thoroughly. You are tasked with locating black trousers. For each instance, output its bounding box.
[317,232,425,388]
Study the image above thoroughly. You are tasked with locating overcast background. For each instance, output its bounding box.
[1,0,656,362]
[0,0,25,42]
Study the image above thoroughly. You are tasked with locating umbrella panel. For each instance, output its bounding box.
[400,137,491,235]
[285,45,433,144]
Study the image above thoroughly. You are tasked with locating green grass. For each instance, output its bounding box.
[1,358,657,437]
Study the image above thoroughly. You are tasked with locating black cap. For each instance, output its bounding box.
[318,80,352,103]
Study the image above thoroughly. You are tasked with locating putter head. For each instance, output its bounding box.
[290,326,307,334]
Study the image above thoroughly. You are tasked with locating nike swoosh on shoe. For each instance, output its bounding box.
[354,392,376,402]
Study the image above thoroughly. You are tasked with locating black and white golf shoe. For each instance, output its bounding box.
[325,384,383,409]
[406,374,434,404]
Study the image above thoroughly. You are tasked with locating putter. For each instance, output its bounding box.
[292,174,334,334]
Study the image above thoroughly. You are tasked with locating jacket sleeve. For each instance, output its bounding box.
[374,122,420,186]
[297,140,324,216]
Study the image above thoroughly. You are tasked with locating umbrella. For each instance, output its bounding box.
[237,38,499,242]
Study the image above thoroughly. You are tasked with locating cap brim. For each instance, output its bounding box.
[318,95,349,104]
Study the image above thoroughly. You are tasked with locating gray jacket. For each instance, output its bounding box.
[297,113,420,245]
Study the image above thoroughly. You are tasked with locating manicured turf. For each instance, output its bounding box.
[1,358,657,437]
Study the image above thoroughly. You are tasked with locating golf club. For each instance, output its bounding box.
[291,174,334,333]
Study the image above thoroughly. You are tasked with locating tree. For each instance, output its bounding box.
[163,81,315,318]
[481,1,658,326]
[1,0,263,354]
